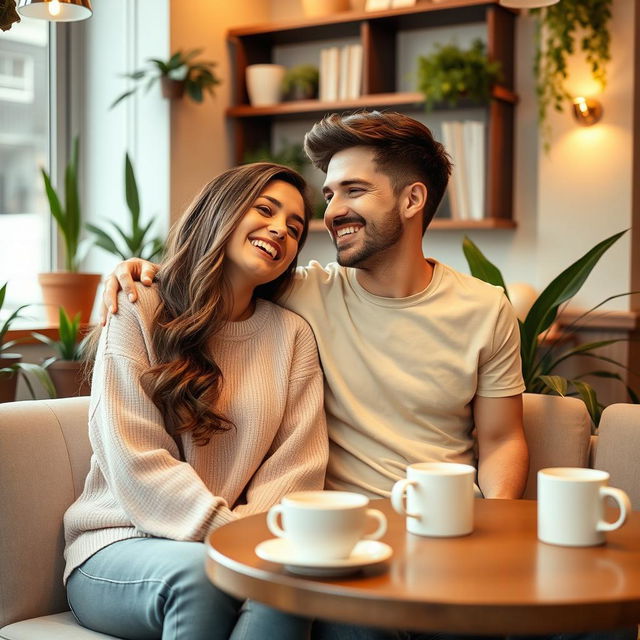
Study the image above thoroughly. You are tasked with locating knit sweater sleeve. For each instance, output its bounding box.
[233,320,328,517]
[91,295,236,541]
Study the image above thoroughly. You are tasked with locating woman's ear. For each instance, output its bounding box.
[402,182,428,222]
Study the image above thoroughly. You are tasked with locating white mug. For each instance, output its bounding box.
[267,491,387,563]
[391,462,475,537]
[537,467,631,547]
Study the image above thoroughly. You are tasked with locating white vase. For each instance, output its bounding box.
[246,64,286,107]
[301,0,349,17]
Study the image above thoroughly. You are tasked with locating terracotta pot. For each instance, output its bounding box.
[38,272,101,325]
[47,360,91,398]
[0,353,22,403]
[161,77,186,100]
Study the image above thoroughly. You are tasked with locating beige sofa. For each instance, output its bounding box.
[0,394,639,639]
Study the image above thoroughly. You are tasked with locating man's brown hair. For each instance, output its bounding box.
[304,111,452,233]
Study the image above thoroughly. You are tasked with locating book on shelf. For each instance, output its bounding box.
[320,47,340,102]
[348,44,363,100]
[441,120,485,221]
[319,44,363,102]
[338,45,351,101]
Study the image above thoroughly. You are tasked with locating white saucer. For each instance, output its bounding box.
[255,538,393,577]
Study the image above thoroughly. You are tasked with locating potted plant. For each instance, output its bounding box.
[0,282,55,403]
[111,49,221,108]
[416,39,502,111]
[282,65,320,101]
[87,153,164,262]
[462,230,638,425]
[530,0,612,147]
[33,308,90,398]
[39,136,101,325]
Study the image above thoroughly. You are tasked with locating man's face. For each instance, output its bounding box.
[322,147,403,269]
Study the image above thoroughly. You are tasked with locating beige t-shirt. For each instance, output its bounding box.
[281,259,525,497]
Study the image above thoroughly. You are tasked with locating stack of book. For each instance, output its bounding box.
[319,44,363,102]
[441,120,486,221]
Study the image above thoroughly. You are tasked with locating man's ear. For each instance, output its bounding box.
[402,182,428,222]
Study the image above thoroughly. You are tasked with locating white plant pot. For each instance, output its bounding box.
[301,0,349,17]
[246,64,286,107]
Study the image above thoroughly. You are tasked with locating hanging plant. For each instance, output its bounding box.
[531,0,612,147]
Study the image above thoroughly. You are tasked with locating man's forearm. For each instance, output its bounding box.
[477,435,529,499]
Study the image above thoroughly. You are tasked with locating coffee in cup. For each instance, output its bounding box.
[537,467,631,547]
[267,491,387,563]
[391,462,475,537]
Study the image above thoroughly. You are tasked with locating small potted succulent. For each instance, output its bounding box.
[416,39,502,111]
[111,49,221,108]
[33,308,90,398]
[282,65,320,101]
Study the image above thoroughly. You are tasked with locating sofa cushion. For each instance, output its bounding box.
[0,611,118,639]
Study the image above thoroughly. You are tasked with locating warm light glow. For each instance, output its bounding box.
[48,0,61,16]
[17,0,92,22]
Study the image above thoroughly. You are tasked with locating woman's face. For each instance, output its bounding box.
[224,179,306,292]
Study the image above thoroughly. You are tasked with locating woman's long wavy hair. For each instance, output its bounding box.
[141,163,311,446]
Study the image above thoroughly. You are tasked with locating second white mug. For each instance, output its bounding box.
[391,462,475,537]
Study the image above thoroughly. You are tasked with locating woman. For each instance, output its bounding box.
[63,163,328,639]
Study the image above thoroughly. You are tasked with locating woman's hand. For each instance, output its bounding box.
[100,258,159,325]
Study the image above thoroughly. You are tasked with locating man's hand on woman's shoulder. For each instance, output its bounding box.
[100,258,159,325]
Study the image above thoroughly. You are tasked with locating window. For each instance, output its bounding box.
[0,17,50,317]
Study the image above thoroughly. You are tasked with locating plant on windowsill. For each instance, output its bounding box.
[462,229,638,426]
[39,136,101,325]
[33,307,91,398]
[0,282,55,403]
[110,49,221,108]
[282,65,320,101]
[243,141,308,174]
[530,0,612,149]
[87,153,165,262]
[416,39,502,111]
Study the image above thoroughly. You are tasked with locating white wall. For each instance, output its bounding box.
[78,0,170,280]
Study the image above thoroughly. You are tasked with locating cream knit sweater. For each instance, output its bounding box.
[63,286,328,583]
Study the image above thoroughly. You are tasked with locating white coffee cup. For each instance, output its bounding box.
[391,462,475,537]
[537,467,631,547]
[267,491,387,563]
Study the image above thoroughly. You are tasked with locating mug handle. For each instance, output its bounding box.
[391,478,420,519]
[597,486,631,532]
[363,508,387,540]
[266,504,286,538]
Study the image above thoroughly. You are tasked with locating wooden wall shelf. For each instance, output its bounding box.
[227,0,517,231]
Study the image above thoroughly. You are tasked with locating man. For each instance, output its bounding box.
[105,111,529,503]
[102,111,636,640]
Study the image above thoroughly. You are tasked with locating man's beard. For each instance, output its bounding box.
[335,204,403,268]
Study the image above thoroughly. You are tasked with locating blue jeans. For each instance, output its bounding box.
[66,537,311,640]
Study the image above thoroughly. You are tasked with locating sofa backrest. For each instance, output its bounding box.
[0,397,91,628]
[522,393,592,499]
[594,403,640,510]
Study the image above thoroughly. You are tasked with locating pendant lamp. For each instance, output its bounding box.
[499,0,559,8]
[17,0,92,22]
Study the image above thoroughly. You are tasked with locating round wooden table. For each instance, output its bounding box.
[206,499,640,635]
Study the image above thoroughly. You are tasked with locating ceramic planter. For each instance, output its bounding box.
[246,64,286,107]
[47,360,91,398]
[0,354,21,403]
[38,272,101,325]
[161,77,186,100]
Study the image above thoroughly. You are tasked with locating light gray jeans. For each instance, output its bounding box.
[66,537,311,640]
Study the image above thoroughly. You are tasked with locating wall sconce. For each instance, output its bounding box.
[572,97,603,127]
[498,0,559,7]
[17,0,92,22]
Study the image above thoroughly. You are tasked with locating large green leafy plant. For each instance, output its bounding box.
[531,0,612,146]
[33,308,86,365]
[417,39,502,111]
[40,136,87,272]
[87,153,164,261]
[463,230,637,424]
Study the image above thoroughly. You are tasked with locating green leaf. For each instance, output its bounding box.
[578,370,640,405]
[110,89,137,110]
[522,229,627,369]
[571,379,600,425]
[31,332,58,350]
[86,223,126,259]
[545,338,625,372]
[14,362,57,399]
[539,374,568,396]
[462,236,509,295]
[125,153,140,228]
[0,282,6,310]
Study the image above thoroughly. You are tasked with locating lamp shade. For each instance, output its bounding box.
[17,0,92,22]
[499,0,559,7]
